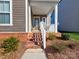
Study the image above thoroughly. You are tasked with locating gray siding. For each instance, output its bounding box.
[58,0,79,32]
[0,0,25,32]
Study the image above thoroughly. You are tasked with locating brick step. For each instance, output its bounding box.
[33,33,42,46]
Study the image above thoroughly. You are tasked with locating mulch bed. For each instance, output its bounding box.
[0,41,26,59]
[45,39,79,59]
[0,39,40,59]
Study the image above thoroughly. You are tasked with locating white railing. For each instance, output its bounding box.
[40,21,46,49]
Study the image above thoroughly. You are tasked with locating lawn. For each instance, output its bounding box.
[66,33,79,41]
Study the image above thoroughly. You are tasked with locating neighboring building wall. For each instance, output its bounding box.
[0,0,25,32]
[58,0,79,32]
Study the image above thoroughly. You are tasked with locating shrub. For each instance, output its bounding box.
[61,33,70,40]
[52,44,67,53]
[48,33,55,40]
[1,37,19,54]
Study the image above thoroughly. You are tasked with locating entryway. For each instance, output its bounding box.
[32,16,47,32]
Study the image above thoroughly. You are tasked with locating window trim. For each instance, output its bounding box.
[0,0,13,26]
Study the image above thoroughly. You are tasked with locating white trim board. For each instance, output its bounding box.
[25,0,28,32]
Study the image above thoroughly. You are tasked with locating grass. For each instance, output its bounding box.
[65,33,79,41]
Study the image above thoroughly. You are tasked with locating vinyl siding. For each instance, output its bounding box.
[58,0,79,32]
[0,0,25,32]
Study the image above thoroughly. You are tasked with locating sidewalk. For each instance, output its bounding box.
[21,48,47,59]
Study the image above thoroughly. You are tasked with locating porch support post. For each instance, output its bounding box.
[28,5,32,32]
[25,0,28,32]
[55,4,58,33]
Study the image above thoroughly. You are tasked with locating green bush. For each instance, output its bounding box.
[61,33,70,40]
[1,37,19,54]
[48,33,55,40]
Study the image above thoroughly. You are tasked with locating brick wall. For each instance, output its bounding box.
[0,33,33,42]
[0,32,61,42]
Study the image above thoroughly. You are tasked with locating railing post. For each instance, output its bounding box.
[43,30,46,49]
[40,22,46,49]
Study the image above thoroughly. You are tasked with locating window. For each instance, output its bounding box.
[0,0,12,26]
[42,17,47,24]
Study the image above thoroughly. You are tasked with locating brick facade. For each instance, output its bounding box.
[0,33,33,42]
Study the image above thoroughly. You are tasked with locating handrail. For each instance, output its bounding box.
[40,21,46,49]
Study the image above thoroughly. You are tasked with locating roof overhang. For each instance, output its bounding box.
[29,0,61,15]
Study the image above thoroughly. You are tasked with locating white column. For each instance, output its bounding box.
[29,5,32,32]
[25,0,28,32]
[55,4,58,33]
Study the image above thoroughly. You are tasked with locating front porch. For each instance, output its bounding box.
[26,0,60,33]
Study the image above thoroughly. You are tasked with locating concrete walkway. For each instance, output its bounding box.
[21,48,47,59]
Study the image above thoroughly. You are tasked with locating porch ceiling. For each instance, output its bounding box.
[29,0,60,15]
[30,0,60,2]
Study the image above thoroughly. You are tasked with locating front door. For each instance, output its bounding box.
[32,17,40,30]
[32,16,47,31]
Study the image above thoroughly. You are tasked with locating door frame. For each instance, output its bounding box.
[32,16,40,30]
